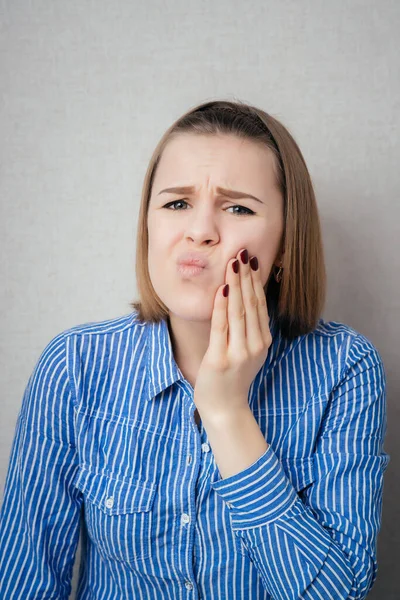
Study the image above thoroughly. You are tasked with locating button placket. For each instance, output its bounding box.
[181,513,190,525]
[185,581,193,590]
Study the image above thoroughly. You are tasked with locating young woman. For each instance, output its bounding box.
[0,100,390,599]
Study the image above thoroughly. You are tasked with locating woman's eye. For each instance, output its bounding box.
[164,200,188,211]
[226,205,255,216]
[163,200,255,216]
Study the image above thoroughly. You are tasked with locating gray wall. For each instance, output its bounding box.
[1,1,398,598]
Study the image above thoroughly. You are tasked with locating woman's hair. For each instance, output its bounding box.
[130,99,326,340]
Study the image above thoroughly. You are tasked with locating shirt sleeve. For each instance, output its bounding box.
[0,332,82,599]
[210,334,390,600]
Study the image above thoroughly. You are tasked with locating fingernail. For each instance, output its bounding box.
[240,249,248,264]
[232,259,239,274]
[223,284,229,297]
[250,256,258,271]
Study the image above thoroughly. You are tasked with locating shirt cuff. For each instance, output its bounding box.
[210,445,300,529]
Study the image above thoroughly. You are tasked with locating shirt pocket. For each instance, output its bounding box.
[73,465,158,563]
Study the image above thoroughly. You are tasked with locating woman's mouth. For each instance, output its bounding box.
[177,263,206,277]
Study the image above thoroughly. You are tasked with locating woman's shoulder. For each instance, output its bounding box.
[312,317,382,357]
[33,311,145,377]
[313,317,365,339]
[304,317,385,382]
[58,310,144,339]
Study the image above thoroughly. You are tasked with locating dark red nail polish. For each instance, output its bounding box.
[240,249,248,264]
[232,259,239,274]
[223,284,229,297]
[250,256,258,271]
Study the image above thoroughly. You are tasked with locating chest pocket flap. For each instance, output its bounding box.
[73,465,157,515]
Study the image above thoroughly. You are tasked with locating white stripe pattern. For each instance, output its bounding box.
[0,311,390,599]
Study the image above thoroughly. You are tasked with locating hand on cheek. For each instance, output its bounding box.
[194,248,272,419]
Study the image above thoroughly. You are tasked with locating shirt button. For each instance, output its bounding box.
[187,454,192,465]
[105,497,114,509]
[185,581,193,590]
[201,443,210,453]
[181,513,190,524]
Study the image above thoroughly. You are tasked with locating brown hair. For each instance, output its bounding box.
[129,99,326,341]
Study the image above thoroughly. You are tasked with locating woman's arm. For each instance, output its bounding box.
[0,332,82,599]
[210,334,390,600]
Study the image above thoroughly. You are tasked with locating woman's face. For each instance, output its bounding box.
[147,133,284,322]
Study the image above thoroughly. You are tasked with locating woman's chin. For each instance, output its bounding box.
[167,301,214,323]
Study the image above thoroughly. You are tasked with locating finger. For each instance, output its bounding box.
[207,283,229,363]
[227,251,246,355]
[249,255,272,346]
[238,250,264,352]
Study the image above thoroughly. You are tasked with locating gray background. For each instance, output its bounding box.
[1,1,398,598]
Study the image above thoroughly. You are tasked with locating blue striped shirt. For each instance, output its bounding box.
[0,310,390,599]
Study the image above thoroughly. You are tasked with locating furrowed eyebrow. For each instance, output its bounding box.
[157,185,264,204]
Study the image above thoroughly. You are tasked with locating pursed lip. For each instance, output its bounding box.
[177,252,209,268]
